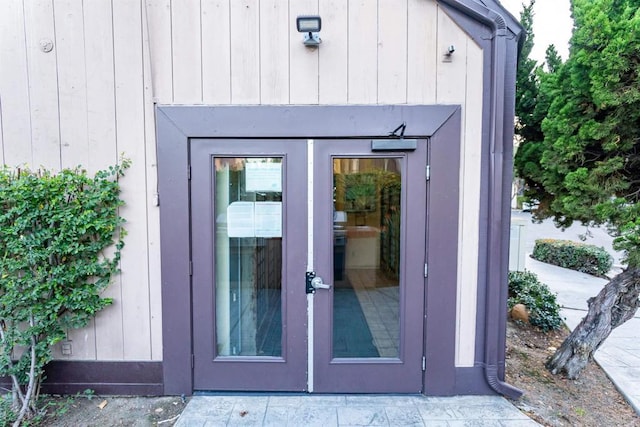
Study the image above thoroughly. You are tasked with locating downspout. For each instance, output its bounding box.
[437,0,523,399]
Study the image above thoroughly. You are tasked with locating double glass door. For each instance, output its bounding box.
[190,138,426,393]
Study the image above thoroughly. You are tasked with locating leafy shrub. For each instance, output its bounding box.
[0,162,128,425]
[532,239,613,277]
[508,270,563,331]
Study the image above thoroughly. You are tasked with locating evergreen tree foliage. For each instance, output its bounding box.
[537,0,640,267]
[516,0,640,379]
[513,2,560,198]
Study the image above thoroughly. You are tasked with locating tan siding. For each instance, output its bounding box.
[435,9,483,368]
[230,0,260,104]
[84,0,119,173]
[202,0,231,104]
[24,0,60,170]
[407,0,437,104]
[145,0,173,104]
[318,0,348,104]
[260,0,290,104]
[289,0,320,104]
[54,0,99,359]
[113,0,152,360]
[142,7,164,361]
[457,39,484,367]
[0,0,32,166]
[85,1,126,361]
[378,0,408,104]
[347,0,377,103]
[56,0,90,170]
[171,0,202,103]
[1,0,485,365]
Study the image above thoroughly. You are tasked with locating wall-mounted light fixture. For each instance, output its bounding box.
[296,15,322,47]
[443,45,455,62]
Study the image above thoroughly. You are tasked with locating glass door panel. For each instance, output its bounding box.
[214,158,283,357]
[332,158,401,359]
[313,139,426,393]
[191,140,307,392]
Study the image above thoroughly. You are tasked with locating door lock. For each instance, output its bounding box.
[306,272,332,293]
[311,276,331,290]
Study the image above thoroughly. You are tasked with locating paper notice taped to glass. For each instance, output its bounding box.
[227,201,282,238]
[245,162,282,192]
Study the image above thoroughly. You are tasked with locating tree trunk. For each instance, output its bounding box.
[546,267,640,379]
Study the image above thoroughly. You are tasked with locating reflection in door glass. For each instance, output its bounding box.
[214,158,283,357]
[333,158,401,358]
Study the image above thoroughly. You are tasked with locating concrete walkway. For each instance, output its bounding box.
[175,394,538,426]
[175,210,640,426]
[516,211,640,415]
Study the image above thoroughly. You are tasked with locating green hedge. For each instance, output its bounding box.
[532,239,613,277]
[508,270,563,331]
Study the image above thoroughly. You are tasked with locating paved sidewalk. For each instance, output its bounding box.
[175,394,538,426]
[516,212,640,415]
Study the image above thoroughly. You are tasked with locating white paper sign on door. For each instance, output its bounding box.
[227,202,255,237]
[227,201,282,238]
[245,163,282,192]
[254,202,282,237]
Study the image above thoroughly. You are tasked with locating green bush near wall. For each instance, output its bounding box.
[532,239,613,277]
[508,270,563,331]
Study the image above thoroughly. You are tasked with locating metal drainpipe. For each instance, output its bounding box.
[437,0,523,399]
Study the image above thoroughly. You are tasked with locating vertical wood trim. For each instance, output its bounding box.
[318,0,348,104]
[171,0,202,103]
[86,0,125,361]
[407,0,437,104]
[259,0,289,104]
[436,10,479,368]
[84,0,118,172]
[347,0,377,103]
[377,0,407,104]
[0,0,33,166]
[112,0,152,360]
[24,0,61,170]
[230,0,260,104]
[55,0,90,170]
[202,0,231,104]
[457,38,483,367]
[145,0,173,104]
[54,1,98,355]
[289,0,319,104]
[142,4,163,361]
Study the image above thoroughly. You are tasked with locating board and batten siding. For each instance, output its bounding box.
[0,0,482,367]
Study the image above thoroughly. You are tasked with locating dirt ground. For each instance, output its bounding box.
[26,320,640,426]
[37,395,187,426]
[506,320,640,426]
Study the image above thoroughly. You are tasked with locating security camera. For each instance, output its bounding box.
[447,45,455,54]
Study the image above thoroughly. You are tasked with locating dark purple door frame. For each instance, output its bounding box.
[312,139,427,393]
[157,105,466,395]
[190,139,308,391]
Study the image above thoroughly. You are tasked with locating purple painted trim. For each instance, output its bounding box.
[439,0,523,399]
[1,361,163,395]
[157,105,462,396]
[190,139,308,391]
[454,367,499,395]
[423,109,461,395]
[156,109,193,395]
[155,105,457,138]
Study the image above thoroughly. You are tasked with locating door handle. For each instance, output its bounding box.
[311,276,332,290]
